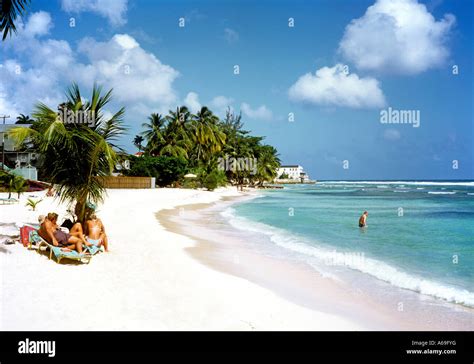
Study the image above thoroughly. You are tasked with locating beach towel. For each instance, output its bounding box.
[20,225,36,247]
[29,229,42,246]
[84,244,101,255]
[35,235,92,264]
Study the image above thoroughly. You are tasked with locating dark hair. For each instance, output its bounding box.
[61,219,74,230]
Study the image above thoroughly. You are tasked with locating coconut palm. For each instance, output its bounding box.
[133,135,144,152]
[15,113,34,124]
[1,0,31,40]
[254,144,280,185]
[8,83,126,222]
[191,106,226,164]
[141,113,166,155]
[6,174,27,198]
[160,106,193,158]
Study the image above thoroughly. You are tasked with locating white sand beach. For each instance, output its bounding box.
[0,188,365,331]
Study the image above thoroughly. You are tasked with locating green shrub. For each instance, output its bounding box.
[199,168,227,191]
[26,197,43,211]
[181,179,199,189]
[124,155,188,187]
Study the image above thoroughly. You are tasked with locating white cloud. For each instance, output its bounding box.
[184,92,201,112]
[288,64,386,109]
[61,0,128,26]
[384,128,401,140]
[211,96,234,109]
[223,28,239,44]
[210,95,234,116]
[24,11,52,37]
[339,0,455,74]
[76,34,179,106]
[241,103,273,121]
[0,12,179,121]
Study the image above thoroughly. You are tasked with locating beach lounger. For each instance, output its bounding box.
[0,198,19,205]
[31,232,93,264]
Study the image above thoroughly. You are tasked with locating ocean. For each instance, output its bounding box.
[225,181,474,308]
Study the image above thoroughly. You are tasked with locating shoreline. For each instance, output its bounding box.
[1,187,364,330]
[157,194,474,331]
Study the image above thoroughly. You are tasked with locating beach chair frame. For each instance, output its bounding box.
[35,237,92,264]
[0,198,19,205]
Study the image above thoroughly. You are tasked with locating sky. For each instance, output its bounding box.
[0,0,472,180]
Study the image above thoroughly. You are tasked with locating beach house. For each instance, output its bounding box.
[276,165,310,183]
[0,123,39,180]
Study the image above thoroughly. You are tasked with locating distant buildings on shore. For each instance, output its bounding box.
[275,165,312,183]
[0,124,38,180]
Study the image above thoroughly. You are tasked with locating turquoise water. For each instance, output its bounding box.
[229,181,474,307]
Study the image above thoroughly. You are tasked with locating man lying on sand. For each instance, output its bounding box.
[38,213,86,253]
[85,214,109,252]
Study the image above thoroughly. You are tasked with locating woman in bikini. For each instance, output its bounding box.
[85,214,109,252]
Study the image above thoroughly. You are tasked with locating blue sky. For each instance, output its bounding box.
[0,0,472,180]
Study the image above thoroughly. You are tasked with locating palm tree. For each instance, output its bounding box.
[11,174,27,198]
[15,113,33,124]
[190,106,226,164]
[1,0,31,41]
[254,144,280,185]
[133,135,144,152]
[4,174,26,198]
[160,106,193,158]
[8,83,126,222]
[141,113,166,155]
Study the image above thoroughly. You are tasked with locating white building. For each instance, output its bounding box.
[276,165,310,182]
[1,123,39,180]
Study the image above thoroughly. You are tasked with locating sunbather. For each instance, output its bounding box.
[85,213,109,252]
[38,213,84,253]
[69,221,91,247]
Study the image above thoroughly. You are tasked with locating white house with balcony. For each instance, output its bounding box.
[276,165,310,182]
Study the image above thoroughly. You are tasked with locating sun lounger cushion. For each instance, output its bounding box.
[35,235,92,264]
[28,229,42,246]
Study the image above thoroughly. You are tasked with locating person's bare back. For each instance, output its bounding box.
[85,214,109,251]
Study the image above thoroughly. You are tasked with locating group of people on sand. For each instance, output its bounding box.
[38,212,109,253]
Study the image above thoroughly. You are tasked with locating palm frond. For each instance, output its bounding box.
[0,0,30,40]
[99,107,126,145]
[7,126,39,148]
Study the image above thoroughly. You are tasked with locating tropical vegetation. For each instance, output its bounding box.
[15,113,34,124]
[0,170,27,198]
[0,0,31,40]
[25,197,42,211]
[7,81,279,219]
[130,106,280,190]
[8,83,126,222]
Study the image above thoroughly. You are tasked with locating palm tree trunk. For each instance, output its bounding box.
[74,196,88,224]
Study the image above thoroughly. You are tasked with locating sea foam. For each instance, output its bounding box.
[222,207,474,308]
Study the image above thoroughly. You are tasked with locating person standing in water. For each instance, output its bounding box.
[359,211,368,227]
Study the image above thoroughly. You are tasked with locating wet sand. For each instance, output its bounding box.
[157,195,474,331]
